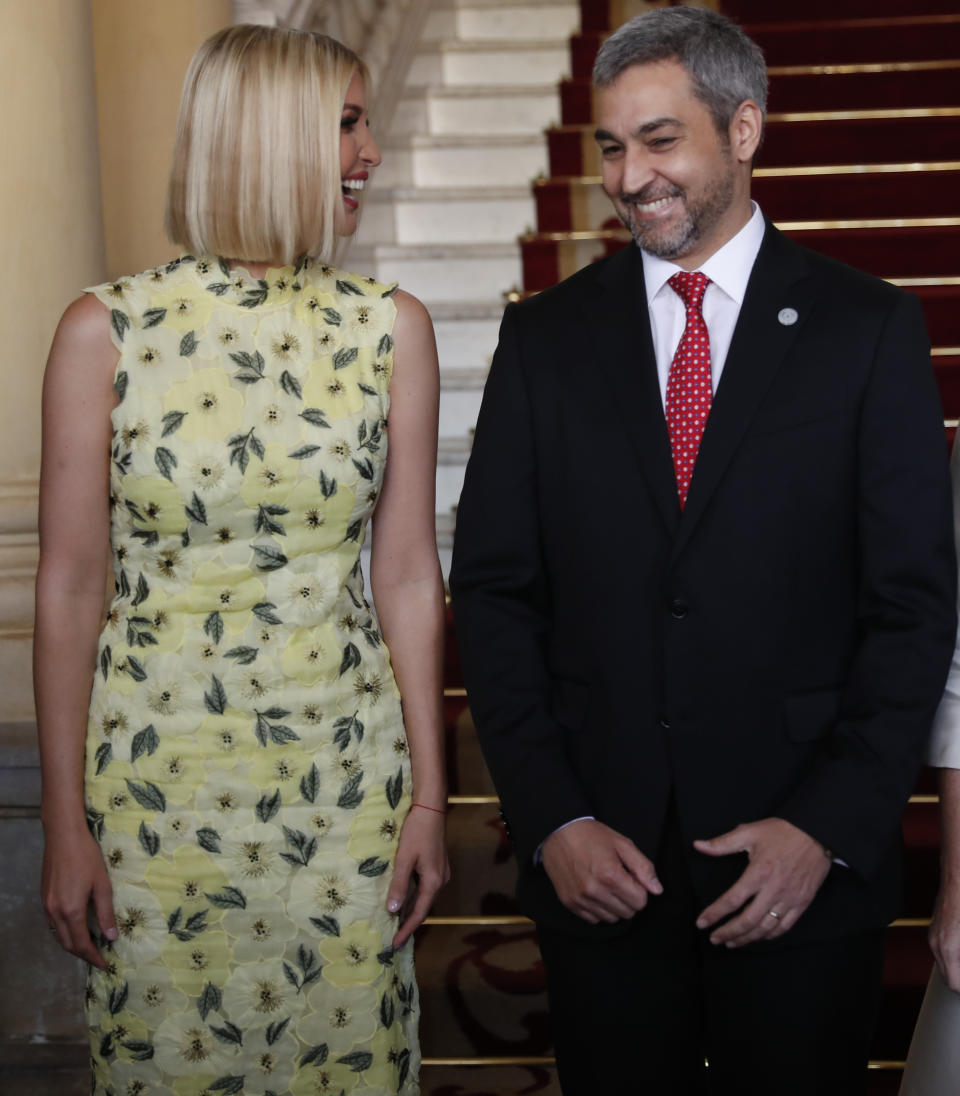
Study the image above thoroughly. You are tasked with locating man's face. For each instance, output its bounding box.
[595,59,751,269]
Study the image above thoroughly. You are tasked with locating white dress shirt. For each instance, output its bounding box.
[537,203,766,858]
[643,200,766,404]
[927,439,960,769]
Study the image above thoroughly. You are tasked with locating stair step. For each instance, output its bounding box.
[418,1064,560,1096]
[866,1074,905,1096]
[578,0,636,34]
[439,387,484,442]
[369,6,581,573]
[783,222,960,278]
[437,435,475,518]
[547,113,960,175]
[876,926,935,1059]
[725,0,960,22]
[438,467,467,519]
[439,435,475,465]
[410,38,572,88]
[756,164,960,221]
[357,241,521,302]
[380,133,548,188]
[579,0,960,32]
[415,921,550,1056]
[902,799,941,916]
[558,77,593,126]
[429,803,516,919]
[442,365,490,391]
[560,62,960,124]
[766,61,960,112]
[425,0,580,44]
[367,185,535,246]
[907,284,960,349]
[430,302,504,370]
[935,355,960,419]
[570,17,960,77]
[0,1048,906,1096]
[750,14,960,67]
[534,164,960,233]
[397,83,562,138]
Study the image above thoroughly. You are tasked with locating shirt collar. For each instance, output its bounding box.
[642,201,766,306]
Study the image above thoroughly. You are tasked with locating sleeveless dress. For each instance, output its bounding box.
[83,256,420,1096]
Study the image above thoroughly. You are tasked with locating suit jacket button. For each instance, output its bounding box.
[670,599,688,619]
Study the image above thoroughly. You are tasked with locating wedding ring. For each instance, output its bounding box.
[767,910,781,920]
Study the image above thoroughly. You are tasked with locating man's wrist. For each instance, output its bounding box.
[534,815,596,865]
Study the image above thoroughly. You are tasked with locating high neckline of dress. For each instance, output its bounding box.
[181,254,311,309]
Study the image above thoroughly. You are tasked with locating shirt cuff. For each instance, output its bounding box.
[533,815,596,865]
[928,689,960,768]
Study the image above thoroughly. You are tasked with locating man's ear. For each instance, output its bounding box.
[729,99,763,166]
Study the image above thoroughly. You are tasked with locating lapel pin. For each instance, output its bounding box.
[778,307,799,326]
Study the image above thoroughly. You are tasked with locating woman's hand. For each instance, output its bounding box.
[930,875,960,993]
[385,804,450,949]
[42,826,117,969]
[930,768,960,992]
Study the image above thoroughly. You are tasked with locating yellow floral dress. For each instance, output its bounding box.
[83,256,419,1096]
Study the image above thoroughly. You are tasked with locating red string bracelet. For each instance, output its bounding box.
[412,802,446,815]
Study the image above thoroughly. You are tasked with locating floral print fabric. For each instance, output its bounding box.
[83,256,419,1095]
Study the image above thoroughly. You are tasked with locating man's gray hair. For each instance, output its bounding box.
[592,6,768,136]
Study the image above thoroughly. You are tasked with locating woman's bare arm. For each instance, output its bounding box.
[35,293,119,967]
[369,289,449,948]
[931,767,960,991]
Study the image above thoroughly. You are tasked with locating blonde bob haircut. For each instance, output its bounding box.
[166,24,366,266]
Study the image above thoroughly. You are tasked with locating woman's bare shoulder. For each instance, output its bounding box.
[390,289,437,371]
[45,293,118,391]
[391,288,433,336]
[58,292,112,339]
[53,293,117,356]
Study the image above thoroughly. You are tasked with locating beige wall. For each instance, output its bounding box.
[0,0,107,718]
[0,0,105,483]
[0,0,231,722]
[0,2,237,1053]
[92,0,232,279]
[0,0,103,1023]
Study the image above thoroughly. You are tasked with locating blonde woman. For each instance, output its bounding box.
[35,24,447,1094]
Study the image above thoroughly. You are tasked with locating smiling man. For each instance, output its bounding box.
[449,8,956,1094]
[596,59,745,266]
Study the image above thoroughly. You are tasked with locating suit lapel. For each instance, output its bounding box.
[586,245,680,536]
[672,224,818,559]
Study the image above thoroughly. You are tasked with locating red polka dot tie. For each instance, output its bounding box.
[665,271,712,509]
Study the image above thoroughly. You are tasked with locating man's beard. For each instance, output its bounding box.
[617,165,736,261]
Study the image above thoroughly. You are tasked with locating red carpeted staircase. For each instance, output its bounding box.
[433,2,959,1091]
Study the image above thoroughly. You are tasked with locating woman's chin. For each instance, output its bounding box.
[333,210,357,238]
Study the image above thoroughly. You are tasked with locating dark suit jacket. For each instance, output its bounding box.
[449,221,957,942]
